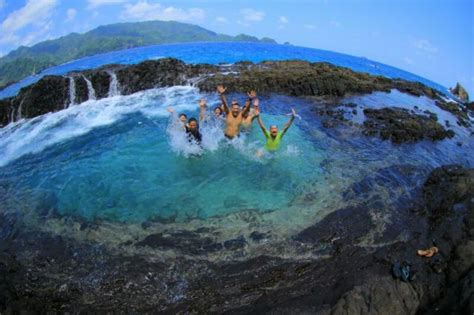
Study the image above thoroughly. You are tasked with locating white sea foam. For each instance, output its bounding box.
[0,86,204,167]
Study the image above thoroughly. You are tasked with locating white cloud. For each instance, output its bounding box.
[21,20,53,46]
[278,16,288,29]
[413,39,438,54]
[304,24,316,29]
[0,0,58,46]
[0,0,5,10]
[65,8,77,22]
[240,8,265,22]
[215,16,228,24]
[121,1,205,22]
[1,0,58,33]
[93,11,99,18]
[404,57,413,65]
[87,0,128,9]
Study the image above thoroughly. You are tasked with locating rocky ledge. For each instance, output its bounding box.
[362,107,455,143]
[1,58,467,122]
[0,165,472,313]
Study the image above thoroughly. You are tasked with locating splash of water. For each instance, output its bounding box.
[82,75,97,101]
[107,71,121,97]
[185,75,207,87]
[0,86,204,167]
[166,115,226,157]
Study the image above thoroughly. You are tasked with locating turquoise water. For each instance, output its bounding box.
[0,87,329,223]
[0,86,472,226]
[0,40,472,227]
[0,42,452,100]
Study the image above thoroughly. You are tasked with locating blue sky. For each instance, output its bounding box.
[0,0,473,96]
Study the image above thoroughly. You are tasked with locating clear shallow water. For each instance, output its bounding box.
[0,86,472,229]
[0,87,328,223]
[0,42,452,100]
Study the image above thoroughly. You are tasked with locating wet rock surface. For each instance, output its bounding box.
[362,107,455,143]
[1,58,467,144]
[0,165,472,313]
[435,100,471,128]
[1,58,450,123]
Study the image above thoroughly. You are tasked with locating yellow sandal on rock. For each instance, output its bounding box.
[417,246,438,258]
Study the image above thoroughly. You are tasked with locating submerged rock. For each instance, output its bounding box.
[423,164,474,219]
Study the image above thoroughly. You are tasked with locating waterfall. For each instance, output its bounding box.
[186,75,206,87]
[67,76,76,108]
[10,107,15,123]
[82,75,96,100]
[16,100,24,121]
[107,71,121,97]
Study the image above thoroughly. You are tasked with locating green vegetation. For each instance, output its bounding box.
[0,20,276,88]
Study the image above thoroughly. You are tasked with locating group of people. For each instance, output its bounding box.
[168,85,297,152]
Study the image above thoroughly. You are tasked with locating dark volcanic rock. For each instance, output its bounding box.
[363,107,455,143]
[117,59,188,94]
[467,102,474,112]
[73,75,89,104]
[0,97,14,128]
[294,205,374,247]
[435,100,471,127]
[0,166,473,313]
[5,76,69,125]
[90,69,115,98]
[423,164,474,219]
[136,231,223,254]
[197,60,393,97]
[450,82,470,103]
[1,58,458,128]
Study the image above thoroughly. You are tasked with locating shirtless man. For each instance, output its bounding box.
[217,85,255,138]
[241,97,260,129]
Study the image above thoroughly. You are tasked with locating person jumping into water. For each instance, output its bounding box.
[185,117,202,144]
[167,105,202,144]
[217,85,256,139]
[255,100,297,151]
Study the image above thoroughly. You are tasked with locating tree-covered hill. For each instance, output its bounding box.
[0,20,276,88]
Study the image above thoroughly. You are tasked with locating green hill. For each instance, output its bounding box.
[0,20,276,88]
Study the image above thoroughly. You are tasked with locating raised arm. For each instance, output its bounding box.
[217,85,229,114]
[167,107,178,121]
[242,90,256,116]
[167,107,185,130]
[282,108,297,135]
[199,99,207,122]
[254,106,267,135]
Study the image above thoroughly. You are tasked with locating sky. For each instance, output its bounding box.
[0,0,473,96]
